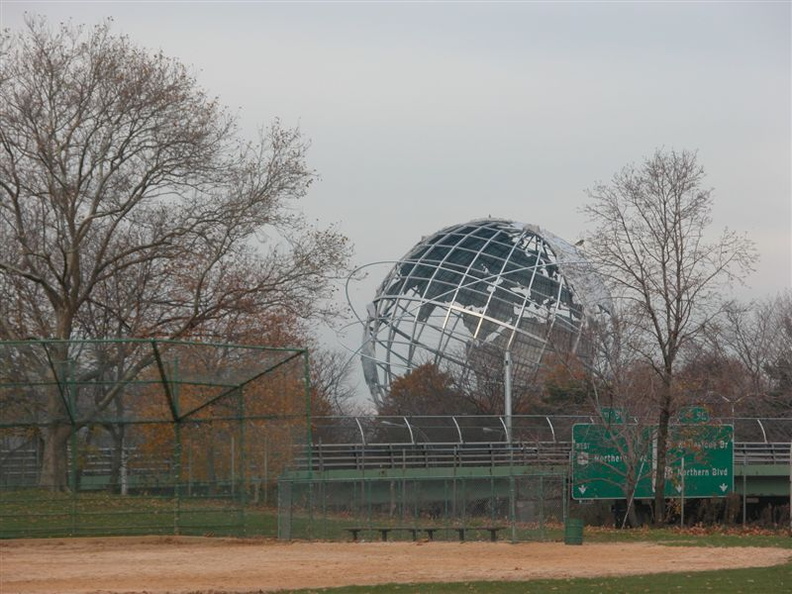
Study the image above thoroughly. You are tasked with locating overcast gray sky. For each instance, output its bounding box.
[2,1,790,403]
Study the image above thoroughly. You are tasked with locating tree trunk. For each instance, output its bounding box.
[39,349,74,491]
[653,404,671,525]
[39,424,73,490]
[108,425,125,494]
[621,478,640,529]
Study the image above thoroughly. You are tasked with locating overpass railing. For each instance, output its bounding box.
[295,441,571,472]
[735,442,791,465]
[292,440,791,473]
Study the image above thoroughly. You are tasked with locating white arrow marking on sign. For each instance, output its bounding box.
[675,485,682,493]
[578,485,587,495]
[719,483,728,492]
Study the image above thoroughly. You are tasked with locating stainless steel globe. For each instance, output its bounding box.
[361,218,610,408]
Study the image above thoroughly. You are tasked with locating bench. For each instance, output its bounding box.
[345,526,505,542]
[425,526,504,542]
[346,527,419,542]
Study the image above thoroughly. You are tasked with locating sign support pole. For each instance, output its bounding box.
[680,457,685,527]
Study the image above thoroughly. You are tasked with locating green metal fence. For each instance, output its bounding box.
[0,339,310,538]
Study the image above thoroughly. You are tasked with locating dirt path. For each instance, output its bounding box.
[2,536,789,593]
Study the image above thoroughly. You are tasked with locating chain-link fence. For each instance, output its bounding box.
[0,339,310,538]
[278,472,568,542]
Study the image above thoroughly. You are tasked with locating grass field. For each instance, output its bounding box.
[2,489,791,543]
[273,562,792,594]
[1,490,560,541]
[0,490,280,538]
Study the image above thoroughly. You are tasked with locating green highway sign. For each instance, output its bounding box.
[571,424,653,500]
[666,424,734,498]
[571,423,734,500]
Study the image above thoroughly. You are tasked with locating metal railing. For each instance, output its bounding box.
[735,442,791,465]
[295,441,571,472]
[292,440,792,473]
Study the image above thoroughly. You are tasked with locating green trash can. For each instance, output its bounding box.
[564,518,584,545]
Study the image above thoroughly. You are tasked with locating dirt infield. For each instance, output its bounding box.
[2,536,790,593]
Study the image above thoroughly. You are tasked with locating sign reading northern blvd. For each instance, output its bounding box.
[571,423,734,500]
[571,424,653,500]
[666,424,734,498]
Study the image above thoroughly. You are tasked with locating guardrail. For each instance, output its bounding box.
[735,442,791,465]
[293,441,792,473]
[296,441,571,472]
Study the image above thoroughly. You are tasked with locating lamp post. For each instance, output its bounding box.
[719,394,746,425]
[504,349,512,443]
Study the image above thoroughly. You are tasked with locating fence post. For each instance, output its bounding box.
[66,358,78,536]
[277,479,292,540]
[237,385,247,535]
[509,475,517,543]
[539,475,545,540]
[171,359,182,536]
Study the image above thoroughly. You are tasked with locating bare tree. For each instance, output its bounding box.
[0,18,351,488]
[309,349,364,417]
[680,295,788,419]
[582,149,755,523]
[569,307,661,527]
[765,291,792,412]
[747,292,792,418]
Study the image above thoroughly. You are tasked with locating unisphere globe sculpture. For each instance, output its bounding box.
[361,218,610,408]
